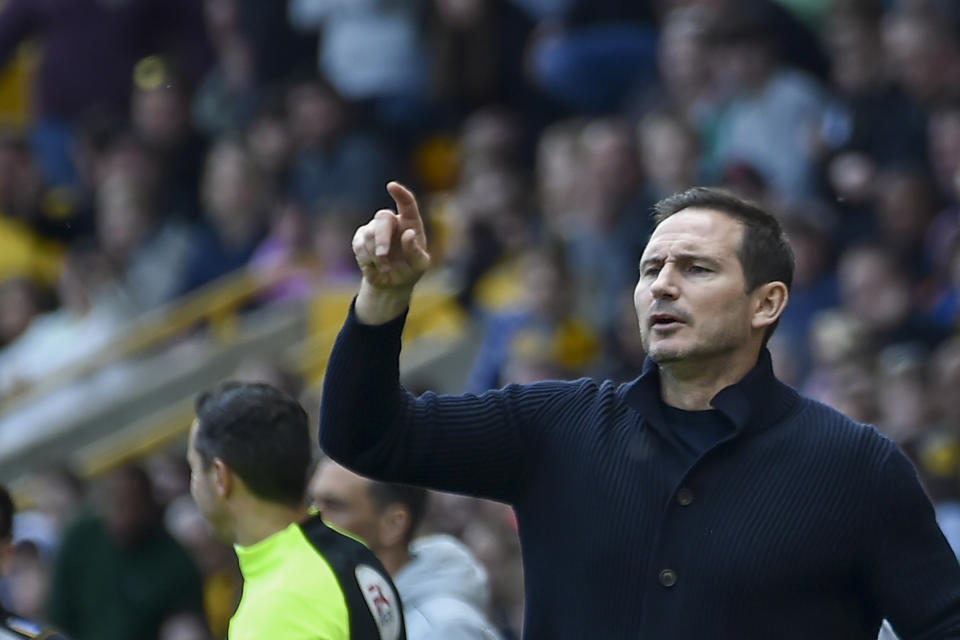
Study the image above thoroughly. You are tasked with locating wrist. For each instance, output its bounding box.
[355,280,413,325]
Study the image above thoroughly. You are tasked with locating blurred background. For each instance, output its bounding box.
[0,0,959,637]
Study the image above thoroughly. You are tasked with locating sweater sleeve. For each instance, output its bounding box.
[865,444,960,639]
[319,301,563,503]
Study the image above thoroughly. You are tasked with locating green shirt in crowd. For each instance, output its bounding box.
[47,513,203,640]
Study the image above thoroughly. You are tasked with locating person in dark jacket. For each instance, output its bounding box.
[46,465,203,640]
[320,181,960,639]
[0,484,70,639]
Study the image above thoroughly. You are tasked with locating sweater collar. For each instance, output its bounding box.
[624,348,799,437]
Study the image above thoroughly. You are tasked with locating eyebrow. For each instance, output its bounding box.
[640,253,722,269]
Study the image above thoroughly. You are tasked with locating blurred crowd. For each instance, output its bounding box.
[1,0,960,637]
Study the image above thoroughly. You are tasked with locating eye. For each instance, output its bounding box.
[688,265,711,274]
[640,265,660,277]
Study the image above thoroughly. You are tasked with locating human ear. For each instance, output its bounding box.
[379,505,412,549]
[751,281,789,331]
[212,458,233,499]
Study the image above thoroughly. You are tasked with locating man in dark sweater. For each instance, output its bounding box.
[320,182,960,638]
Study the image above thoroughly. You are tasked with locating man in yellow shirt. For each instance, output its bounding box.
[187,382,405,640]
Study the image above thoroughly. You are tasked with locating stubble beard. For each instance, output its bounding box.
[640,323,695,364]
[646,329,742,369]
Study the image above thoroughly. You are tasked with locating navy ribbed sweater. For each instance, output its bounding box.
[320,305,960,639]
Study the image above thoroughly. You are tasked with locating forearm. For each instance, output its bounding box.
[319,301,548,501]
[319,299,407,470]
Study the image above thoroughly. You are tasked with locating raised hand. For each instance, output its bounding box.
[352,182,432,323]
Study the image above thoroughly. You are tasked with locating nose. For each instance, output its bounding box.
[649,264,679,300]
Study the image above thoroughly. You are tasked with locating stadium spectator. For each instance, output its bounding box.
[192,0,260,139]
[9,467,85,559]
[819,0,928,178]
[94,172,193,312]
[701,3,831,199]
[0,135,70,282]
[466,242,598,392]
[521,0,657,114]
[636,109,702,203]
[446,160,538,311]
[0,0,211,187]
[129,59,208,222]
[427,0,537,124]
[773,211,841,377]
[640,6,715,122]
[802,308,877,423]
[46,465,203,640]
[557,118,651,329]
[312,460,504,640]
[836,243,947,349]
[0,244,132,396]
[229,0,316,89]
[288,0,431,137]
[178,138,267,294]
[285,76,396,213]
[243,103,294,202]
[882,5,960,108]
[0,483,70,639]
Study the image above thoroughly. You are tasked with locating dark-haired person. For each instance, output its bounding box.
[47,464,203,640]
[320,182,960,638]
[0,484,70,639]
[187,382,406,640]
[311,460,503,640]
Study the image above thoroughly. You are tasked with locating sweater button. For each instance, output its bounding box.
[659,569,677,587]
[676,488,694,506]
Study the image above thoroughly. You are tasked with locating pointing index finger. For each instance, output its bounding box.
[386,181,423,228]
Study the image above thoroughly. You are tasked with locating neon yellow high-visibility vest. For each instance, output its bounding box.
[230,515,405,640]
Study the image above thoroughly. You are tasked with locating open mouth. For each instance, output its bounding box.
[650,314,685,329]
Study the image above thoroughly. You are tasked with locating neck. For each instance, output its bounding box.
[233,500,310,547]
[658,348,761,411]
[379,545,412,577]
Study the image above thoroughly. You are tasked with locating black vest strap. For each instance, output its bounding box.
[299,514,406,640]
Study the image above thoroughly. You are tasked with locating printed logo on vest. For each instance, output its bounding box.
[355,565,402,640]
